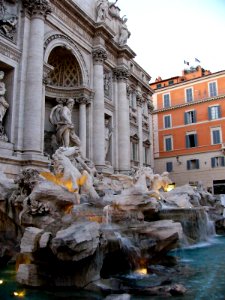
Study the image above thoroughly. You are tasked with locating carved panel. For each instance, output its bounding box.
[0,0,18,42]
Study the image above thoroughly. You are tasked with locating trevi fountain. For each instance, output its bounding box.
[0,98,225,299]
[1,0,225,299]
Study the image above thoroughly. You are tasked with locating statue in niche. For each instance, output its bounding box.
[49,98,81,149]
[104,72,111,98]
[0,70,9,142]
[96,0,109,22]
[118,16,130,46]
[104,117,113,160]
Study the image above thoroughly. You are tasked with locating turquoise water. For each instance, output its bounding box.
[1,236,225,299]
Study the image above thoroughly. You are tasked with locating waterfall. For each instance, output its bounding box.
[114,232,141,268]
[159,208,216,244]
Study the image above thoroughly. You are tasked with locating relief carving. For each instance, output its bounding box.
[0,0,18,41]
[0,70,9,142]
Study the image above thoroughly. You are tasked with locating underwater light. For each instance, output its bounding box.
[0,279,3,284]
[135,268,147,275]
[13,291,25,297]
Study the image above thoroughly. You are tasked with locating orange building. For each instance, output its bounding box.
[150,66,225,194]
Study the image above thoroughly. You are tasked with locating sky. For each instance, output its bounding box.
[117,0,225,82]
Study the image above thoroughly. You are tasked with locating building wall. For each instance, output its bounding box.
[151,67,225,192]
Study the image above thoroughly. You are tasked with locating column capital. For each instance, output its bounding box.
[113,66,130,81]
[147,101,154,113]
[92,48,107,64]
[22,0,52,18]
[76,95,90,105]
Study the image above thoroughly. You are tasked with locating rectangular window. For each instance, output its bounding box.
[168,80,174,85]
[143,146,149,164]
[186,132,198,148]
[208,105,221,120]
[211,157,225,168]
[164,115,171,128]
[163,94,170,108]
[186,88,193,102]
[156,83,162,89]
[184,110,196,124]
[187,159,200,170]
[131,142,138,161]
[164,136,172,151]
[211,127,221,145]
[209,82,217,97]
[166,162,173,172]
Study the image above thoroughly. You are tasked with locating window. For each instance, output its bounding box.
[131,142,138,160]
[168,80,174,85]
[186,132,198,148]
[187,159,200,170]
[164,115,171,128]
[209,82,217,97]
[157,83,162,89]
[208,105,221,120]
[143,146,149,164]
[164,136,173,151]
[211,127,221,145]
[186,88,193,102]
[184,110,196,124]
[163,94,170,108]
[166,162,173,172]
[211,156,225,168]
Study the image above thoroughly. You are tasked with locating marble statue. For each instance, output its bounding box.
[0,71,9,123]
[118,16,130,46]
[49,98,81,149]
[0,70,9,141]
[96,0,109,22]
[52,147,82,193]
[104,118,112,159]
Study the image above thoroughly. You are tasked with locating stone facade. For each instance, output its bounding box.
[0,0,154,176]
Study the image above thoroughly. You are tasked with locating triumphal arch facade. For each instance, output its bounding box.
[0,0,154,176]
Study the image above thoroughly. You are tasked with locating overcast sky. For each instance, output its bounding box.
[117,0,225,82]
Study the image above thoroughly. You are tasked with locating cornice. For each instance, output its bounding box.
[153,71,225,93]
[0,40,21,62]
[45,85,94,99]
[153,94,225,114]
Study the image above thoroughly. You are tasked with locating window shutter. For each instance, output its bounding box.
[221,157,225,167]
[187,160,191,170]
[208,107,212,120]
[218,105,221,118]
[186,135,190,148]
[184,112,188,124]
[196,159,200,169]
[166,162,173,172]
[194,134,198,146]
[211,157,216,168]
[193,110,197,123]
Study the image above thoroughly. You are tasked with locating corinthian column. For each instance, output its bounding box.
[114,67,130,173]
[77,96,89,157]
[22,0,51,156]
[92,48,107,170]
[137,94,144,167]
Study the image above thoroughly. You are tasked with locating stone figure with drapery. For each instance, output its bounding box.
[49,98,81,149]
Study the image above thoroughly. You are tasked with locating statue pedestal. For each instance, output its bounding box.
[0,140,14,156]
